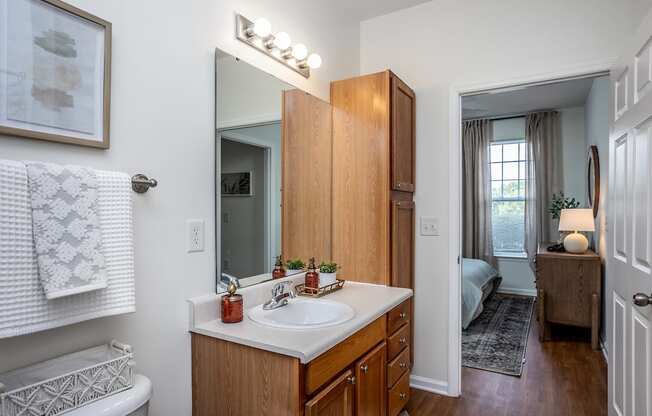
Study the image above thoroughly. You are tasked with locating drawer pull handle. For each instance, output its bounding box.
[399,393,407,400]
[399,312,407,319]
[346,376,356,385]
[399,337,407,344]
[360,364,368,373]
[399,362,407,368]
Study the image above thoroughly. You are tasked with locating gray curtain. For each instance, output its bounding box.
[462,119,495,266]
[524,111,563,266]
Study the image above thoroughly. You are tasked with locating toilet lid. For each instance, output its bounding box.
[65,374,152,416]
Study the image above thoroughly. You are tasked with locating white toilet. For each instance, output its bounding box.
[67,374,152,416]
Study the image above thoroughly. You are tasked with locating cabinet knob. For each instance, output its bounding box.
[399,362,407,369]
[360,364,368,373]
[399,393,407,400]
[399,337,407,344]
[399,312,407,319]
[346,375,356,385]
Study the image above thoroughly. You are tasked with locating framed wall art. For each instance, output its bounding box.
[221,172,253,196]
[0,0,111,148]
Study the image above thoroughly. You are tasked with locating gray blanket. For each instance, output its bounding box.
[462,258,501,329]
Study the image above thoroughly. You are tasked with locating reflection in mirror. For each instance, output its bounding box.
[216,49,304,293]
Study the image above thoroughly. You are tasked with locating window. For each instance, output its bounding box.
[490,140,527,256]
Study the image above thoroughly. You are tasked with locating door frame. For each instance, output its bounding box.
[447,59,614,397]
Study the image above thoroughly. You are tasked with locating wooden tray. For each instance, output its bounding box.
[295,279,345,298]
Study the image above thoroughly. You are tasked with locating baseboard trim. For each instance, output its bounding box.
[497,287,537,297]
[409,375,450,396]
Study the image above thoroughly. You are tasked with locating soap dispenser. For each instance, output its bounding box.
[221,281,243,323]
[305,257,319,289]
[272,255,286,279]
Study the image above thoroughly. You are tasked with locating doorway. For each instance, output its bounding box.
[448,63,612,399]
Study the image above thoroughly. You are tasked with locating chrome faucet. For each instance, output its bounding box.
[263,281,296,310]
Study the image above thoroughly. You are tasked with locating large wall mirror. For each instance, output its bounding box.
[215,49,332,293]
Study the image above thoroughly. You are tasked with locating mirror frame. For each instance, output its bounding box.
[586,145,600,218]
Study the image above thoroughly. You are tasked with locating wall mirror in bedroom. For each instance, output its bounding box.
[215,48,332,293]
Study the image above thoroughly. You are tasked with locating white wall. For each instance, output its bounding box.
[584,76,610,348]
[361,0,646,391]
[217,55,292,128]
[0,1,359,415]
[559,107,587,206]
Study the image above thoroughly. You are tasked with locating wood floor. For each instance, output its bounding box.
[405,311,607,416]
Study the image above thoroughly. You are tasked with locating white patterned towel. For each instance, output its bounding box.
[0,160,135,338]
[24,162,108,299]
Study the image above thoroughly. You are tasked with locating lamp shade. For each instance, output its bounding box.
[559,209,595,232]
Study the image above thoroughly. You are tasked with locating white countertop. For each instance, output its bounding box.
[187,279,412,363]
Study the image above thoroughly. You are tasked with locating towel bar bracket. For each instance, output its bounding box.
[131,174,158,193]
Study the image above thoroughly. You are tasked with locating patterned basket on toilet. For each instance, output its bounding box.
[0,340,134,416]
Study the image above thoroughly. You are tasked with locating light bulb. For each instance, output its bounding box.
[252,18,271,37]
[292,43,308,61]
[307,53,322,69]
[273,32,291,50]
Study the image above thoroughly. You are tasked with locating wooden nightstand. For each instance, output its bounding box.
[535,246,602,350]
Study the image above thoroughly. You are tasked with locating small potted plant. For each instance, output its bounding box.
[549,192,581,242]
[286,258,306,275]
[319,261,338,286]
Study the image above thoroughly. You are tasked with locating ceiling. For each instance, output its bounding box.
[462,76,606,120]
[328,0,432,21]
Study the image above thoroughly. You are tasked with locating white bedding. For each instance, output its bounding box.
[462,258,501,329]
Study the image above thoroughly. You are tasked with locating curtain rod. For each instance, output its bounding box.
[463,109,556,122]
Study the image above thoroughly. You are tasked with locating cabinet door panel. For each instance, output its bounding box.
[282,89,333,262]
[355,342,387,416]
[391,74,415,192]
[391,200,414,289]
[305,370,354,416]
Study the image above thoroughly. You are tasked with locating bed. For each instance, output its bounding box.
[462,258,502,329]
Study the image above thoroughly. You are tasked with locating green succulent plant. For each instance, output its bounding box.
[319,261,338,273]
[549,192,581,220]
[286,258,305,270]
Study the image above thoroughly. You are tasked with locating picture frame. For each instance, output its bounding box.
[221,171,253,196]
[0,0,112,148]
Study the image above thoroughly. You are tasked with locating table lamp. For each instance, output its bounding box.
[558,208,595,253]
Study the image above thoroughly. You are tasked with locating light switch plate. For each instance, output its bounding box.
[187,219,205,252]
[420,216,440,236]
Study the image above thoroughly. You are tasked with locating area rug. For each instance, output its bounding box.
[462,293,535,376]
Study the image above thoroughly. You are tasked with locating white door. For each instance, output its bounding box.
[609,9,652,416]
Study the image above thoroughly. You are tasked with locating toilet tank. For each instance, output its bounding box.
[67,374,152,416]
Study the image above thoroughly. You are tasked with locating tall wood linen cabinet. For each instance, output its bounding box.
[331,71,416,416]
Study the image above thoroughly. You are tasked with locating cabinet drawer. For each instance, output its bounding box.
[387,371,410,416]
[387,347,410,388]
[387,300,410,335]
[387,323,409,361]
[305,317,386,396]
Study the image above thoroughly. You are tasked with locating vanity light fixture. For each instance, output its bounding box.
[235,14,321,78]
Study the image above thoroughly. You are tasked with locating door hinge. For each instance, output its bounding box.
[457,255,460,265]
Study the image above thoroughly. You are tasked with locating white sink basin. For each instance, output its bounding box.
[248,298,355,330]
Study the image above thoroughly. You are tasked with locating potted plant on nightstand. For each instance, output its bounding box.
[549,192,580,242]
[319,261,338,286]
[286,258,305,275]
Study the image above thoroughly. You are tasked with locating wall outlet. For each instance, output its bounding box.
[187,219,205,252]
[420,216,440,236]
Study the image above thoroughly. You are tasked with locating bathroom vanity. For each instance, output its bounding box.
[211,49,416,416]
[188,279,412,416]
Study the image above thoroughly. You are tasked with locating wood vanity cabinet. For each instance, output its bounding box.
[191,299,412,416]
